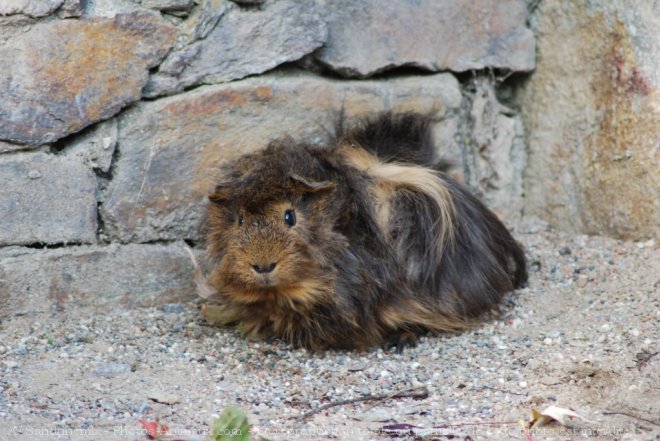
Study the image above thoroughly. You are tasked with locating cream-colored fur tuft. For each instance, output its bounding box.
[341,145,456,251]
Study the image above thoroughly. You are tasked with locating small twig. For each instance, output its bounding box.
[379,420,519,439]
[295,387,428,420]
[432,421,518,429]
[603,411,660,427]
[478,385,528,397]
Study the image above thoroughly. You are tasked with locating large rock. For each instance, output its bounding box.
[518,0,660,240]
[0,0,63,18]
[0,243,196,314]
[144,0,327,97]
[314,0,535,77]
[0,11,177,145]
[0,152,97,246]
[103,72,463,242]
[462,77,526,221]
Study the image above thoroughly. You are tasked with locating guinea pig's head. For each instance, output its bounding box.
[205,143,336,302]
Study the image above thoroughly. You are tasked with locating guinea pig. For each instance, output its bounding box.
[203,112,527,351]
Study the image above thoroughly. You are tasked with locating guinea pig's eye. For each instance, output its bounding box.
[284,209,296,227]
[238,214,244,226]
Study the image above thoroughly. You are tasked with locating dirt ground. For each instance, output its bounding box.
[0,217,658,441]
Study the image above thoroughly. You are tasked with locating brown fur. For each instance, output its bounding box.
[202,112,527,351]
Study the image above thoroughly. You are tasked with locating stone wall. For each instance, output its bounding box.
[518,0,659,240]
[6,0,651,313]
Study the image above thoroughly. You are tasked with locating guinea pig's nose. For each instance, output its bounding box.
[252,262,277,274]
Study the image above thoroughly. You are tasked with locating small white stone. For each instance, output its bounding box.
[543,337,553,345]
[27,170,42,179]
[102,136,113,149]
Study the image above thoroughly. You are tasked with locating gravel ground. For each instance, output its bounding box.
[1,218,658,441]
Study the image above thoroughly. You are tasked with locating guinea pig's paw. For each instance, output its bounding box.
[383,331,419,354]
[262,335,282,345]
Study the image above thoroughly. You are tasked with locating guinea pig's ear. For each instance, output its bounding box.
[289,174,334,194]
[208,184,232,204]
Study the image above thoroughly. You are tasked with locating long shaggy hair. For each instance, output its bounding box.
[203,112,527,351]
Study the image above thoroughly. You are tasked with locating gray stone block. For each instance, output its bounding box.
[103,72,462,242]
[463,77,526,220]
[0,11,177,145]
[144,0,327,97]
[0,0,63,18]
[519,0,660,240]
[0,242,197,314]
[0,152,97,246]
[315,0,535,77]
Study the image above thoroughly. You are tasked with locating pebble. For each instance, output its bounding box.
[93,363,132,378]
[558,246,572,255]
[347,362,367,372]
[546,330,561,338]
[162,303,185,314]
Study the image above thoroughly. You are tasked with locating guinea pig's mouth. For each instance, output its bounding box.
[254,274,277,288]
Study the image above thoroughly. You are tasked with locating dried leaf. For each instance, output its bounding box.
[530,405,594,428]
[139,419,168,439]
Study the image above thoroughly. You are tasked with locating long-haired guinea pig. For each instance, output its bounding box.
[203,112,527,351]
